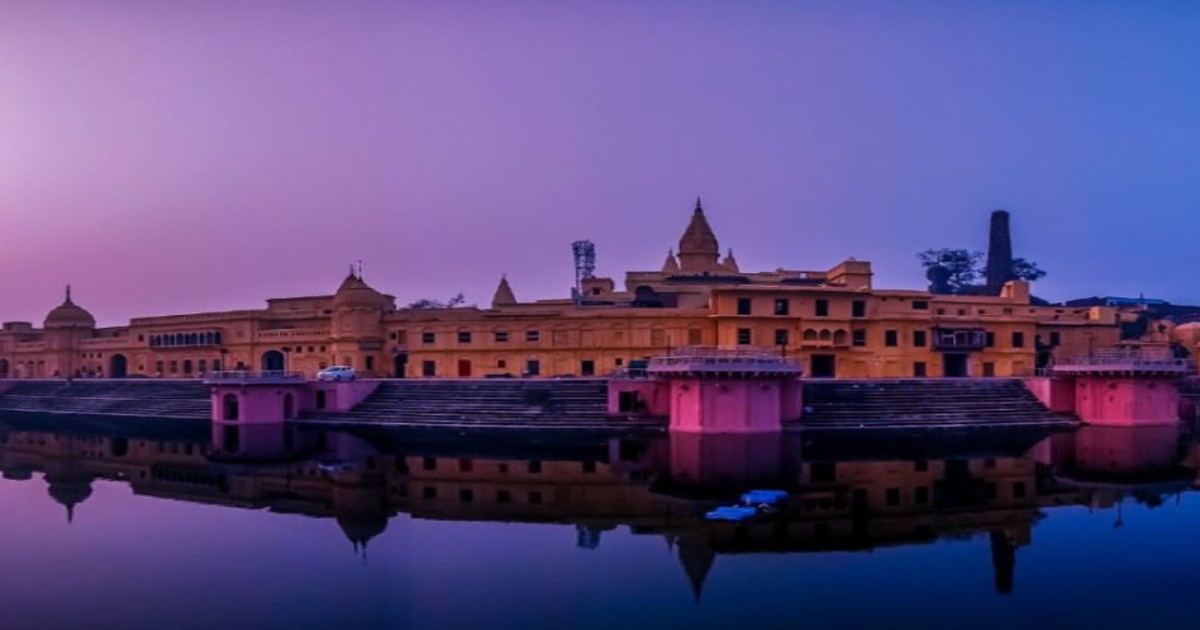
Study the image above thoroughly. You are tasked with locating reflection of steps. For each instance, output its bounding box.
[310,379,660,429]
[801,379,1076,429]
[0,380,211,419]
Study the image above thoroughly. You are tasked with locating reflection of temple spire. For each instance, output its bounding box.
[989,530,1016,595]
[677,535,715,604]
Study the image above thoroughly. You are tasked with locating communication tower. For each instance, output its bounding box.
[572,240,596,304]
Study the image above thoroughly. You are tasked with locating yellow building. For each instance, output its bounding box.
[0,202,1134,380]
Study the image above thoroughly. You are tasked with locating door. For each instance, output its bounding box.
[109,354,128,378]
[393,353,408,378]
[944,353,969,378]
[810,354,836,378]
[457,360,472,377]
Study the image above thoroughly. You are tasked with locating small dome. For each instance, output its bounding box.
[333,272,389,310]
[44,286,95,329]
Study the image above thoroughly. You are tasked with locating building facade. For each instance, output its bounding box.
[0,202,1146,380]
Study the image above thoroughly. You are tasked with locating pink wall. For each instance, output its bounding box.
[668,379,784,434]
[781,378,803,423]
[1023,377,1076,413]
[313,381,380,412]
[1073,378,1181,426]
[607,379,671,416]
[211,384,309,424]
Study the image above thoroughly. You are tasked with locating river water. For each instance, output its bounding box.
[0,416,1195,629]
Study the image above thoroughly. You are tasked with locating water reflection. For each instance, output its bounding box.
[0,415,1198,606]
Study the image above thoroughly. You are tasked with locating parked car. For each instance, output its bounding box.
[317,366,358,382]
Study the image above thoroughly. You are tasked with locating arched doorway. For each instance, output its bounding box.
[0,359,8,378]
[109,354,128,378]
[283,393,295,420]
[261,350,285,372]
[222,394,240,421]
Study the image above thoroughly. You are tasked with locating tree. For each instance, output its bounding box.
[1010,258,1047,282]
[407,293,467,309]
[918,248,983,293]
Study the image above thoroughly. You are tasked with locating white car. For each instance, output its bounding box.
[317,366,358,382]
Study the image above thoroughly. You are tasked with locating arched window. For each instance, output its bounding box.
[819,329,832,341]
[803,329,818,341]
[833,329,848,346]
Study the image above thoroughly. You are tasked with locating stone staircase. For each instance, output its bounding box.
[308,378,662,430]
[1176,377,1200,404]
[0,380,211,420]
[801,379,1076,429]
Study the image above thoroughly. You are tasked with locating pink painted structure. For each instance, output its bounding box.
[1026,348,1192,427]
[611,347,803,434]
[206,371,379,456]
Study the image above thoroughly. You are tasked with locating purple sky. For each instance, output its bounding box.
[2,1,1199,326]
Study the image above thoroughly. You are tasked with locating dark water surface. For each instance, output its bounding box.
[0,417,1197,630]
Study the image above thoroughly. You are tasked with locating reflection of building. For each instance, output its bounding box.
[3,418,1190,598]
[2,204,1160,381]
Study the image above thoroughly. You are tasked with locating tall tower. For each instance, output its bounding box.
[677,197,720,273]
[985,210,1014,294]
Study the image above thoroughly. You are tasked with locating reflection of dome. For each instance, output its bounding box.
[332,482,390,555]
[336,512,389,552]
[45,475,94,523]
[332,272,389,310]
[44,286,95,329]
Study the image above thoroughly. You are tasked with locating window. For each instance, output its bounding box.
[814,299,829,317]
[986,332,996,347]
[459,489,474,503]
[913,362,927,377]
[1049,332,1061,346]
[885,330,898,347]
[497,490,511,503]
[983,362,995,377]
[774,329,789,346]
[774,298,789,316]
[914,459,929,472]
[528,492,543,504]
[810,462,836,483]
[737,298,752,315]
[580,360,595,376]
[423,456,437,471]
[525,359,540,376]
[497,359,507,369]
[525,330,540,343]
[458,458,473,472]
[885,488,901,507]
[423,487,437,499]
[915,486,929,505]
[852,330,866,347]
[913,330,927,347]
[851,300,866,318]
[528,460,542,473]
[422,360,436,377]
[737,328,752,345]
[457,331,472,344]
[957,308,967,316]
[912,300,929,310]
[422,332,435,344]
[614,358,624,367]
[495,330,509,343]
[1012,332,1025,348]
[1013,481,1027,499]
[687,329,703,345]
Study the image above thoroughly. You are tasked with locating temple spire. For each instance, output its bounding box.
[65,284,72,304]
[492,275,517,307]
[677,197,720,272]
[662,249,680,273]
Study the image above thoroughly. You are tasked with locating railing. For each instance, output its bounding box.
[665,346,788,360]
[206,370,306,381]
[1050,348,1195,374]
[648,346,803,374]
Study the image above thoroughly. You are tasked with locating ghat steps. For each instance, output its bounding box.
[0,380,211,420]
[800,379,1076,429]
[309,378,661,430]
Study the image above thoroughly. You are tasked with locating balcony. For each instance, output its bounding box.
[932,328,988,352]
[647,346,803,378]
[1050,348,1195,377]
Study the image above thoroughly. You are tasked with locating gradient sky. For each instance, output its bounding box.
[2,1,1199,326]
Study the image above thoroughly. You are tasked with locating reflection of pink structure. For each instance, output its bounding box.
[668,432,783,484]
[616,348,803,433]
[1073,425,1181,473]
[1026,348,1190,426]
